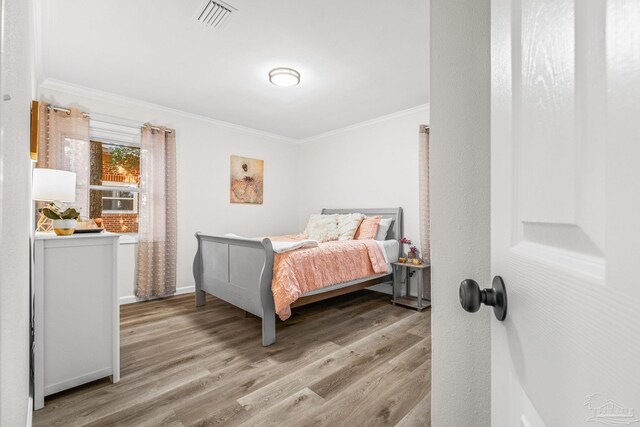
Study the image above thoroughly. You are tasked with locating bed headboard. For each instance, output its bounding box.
[320,207,403,241]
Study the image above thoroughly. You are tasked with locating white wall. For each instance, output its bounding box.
[297,107,429,250]
[117,242,137,301]
[297,108,429,296]
[430,1,491,426]
[38,83,428,302]
[0,0,35,425]
[39,83,301,297]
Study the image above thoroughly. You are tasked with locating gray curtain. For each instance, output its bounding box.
[135,125,177,298]
[419,125,431,262]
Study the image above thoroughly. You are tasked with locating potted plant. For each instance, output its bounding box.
[409,245,419,259]
[41,203,80,236]
[400,237,420,259]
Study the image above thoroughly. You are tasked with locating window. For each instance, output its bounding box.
[89,142,140,233]
[101,182,138,213]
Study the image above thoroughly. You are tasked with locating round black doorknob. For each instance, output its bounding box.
[459,279,483,312]
[459,276,508,321]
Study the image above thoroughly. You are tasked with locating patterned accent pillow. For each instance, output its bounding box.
[354,215,382,240]
[337,213,365,240]
[303,214,340,242]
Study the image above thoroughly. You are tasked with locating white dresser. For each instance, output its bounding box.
[33,232,120,410]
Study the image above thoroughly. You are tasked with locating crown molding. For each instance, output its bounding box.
[299,103,430,143]
[38,79,300,144]
[39,79,429,144]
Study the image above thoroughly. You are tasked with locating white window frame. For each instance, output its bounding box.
[89,116,143,219]
[98,181,139,214]
[89,117,142,239]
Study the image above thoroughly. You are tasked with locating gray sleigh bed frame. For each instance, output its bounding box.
[192,207,403,346]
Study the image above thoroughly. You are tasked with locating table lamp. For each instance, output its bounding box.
[32,168,77,235]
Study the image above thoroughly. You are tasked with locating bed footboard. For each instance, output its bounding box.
[193,233,276,346]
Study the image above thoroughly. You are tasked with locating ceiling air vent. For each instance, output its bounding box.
[194,0,237,29]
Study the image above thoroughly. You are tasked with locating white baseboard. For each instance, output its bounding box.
[27,396,33,426]
[119,285,195,305]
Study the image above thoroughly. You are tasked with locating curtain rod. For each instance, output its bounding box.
[48,105,173,134]
[143,124,173,134]
[48,105,90,118]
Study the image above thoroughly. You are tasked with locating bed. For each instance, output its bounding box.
[192,207,403,346]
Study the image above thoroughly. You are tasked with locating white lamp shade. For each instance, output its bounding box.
[32,168,76,202]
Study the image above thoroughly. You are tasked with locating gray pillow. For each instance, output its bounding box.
[375,217,394,240]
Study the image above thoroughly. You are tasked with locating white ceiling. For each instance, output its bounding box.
[38,0,429,139]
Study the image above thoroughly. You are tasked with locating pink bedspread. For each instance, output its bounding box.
[271,239,388,320]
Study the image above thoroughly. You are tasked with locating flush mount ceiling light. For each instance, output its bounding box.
[268,68,301,87]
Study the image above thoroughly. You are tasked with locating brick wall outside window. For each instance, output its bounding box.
[101,213,138,233]
[99,150,140,233]
[102,151,140,184]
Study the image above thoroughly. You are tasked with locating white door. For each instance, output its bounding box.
[490,1,640,426]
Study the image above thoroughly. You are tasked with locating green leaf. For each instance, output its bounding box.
[42,208,62,220]
[61,208,79,220]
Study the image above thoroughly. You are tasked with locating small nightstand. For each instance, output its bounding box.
[391,261,431,311]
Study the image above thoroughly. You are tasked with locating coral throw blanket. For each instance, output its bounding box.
[270,238,388,320]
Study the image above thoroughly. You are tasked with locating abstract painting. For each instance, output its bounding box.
[230,155,264,204]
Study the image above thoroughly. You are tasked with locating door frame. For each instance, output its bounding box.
[429,0,492,426]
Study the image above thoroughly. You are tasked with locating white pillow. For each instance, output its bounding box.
[303,214,340,242]
[375,217,394,241]
[337,213,365,240]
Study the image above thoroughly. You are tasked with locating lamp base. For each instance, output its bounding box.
[36,212,53,232]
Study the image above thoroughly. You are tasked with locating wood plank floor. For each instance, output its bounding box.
[34,290,431,427]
